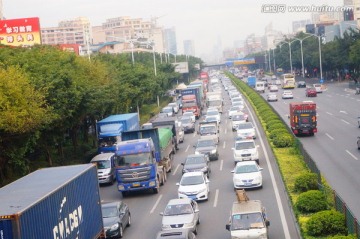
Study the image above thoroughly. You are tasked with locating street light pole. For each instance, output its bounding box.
[292,35,312,78]
[151,42,157,76]
[130,41,135,65]
[272,48,276,73]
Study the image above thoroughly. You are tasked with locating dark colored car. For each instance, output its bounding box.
[305,87,317,97]
[101,201,131,238]
[181,154,211,177]
[194,137,219,161]
[156,229,196,239]
[180,116,195,133]
[297,81,306,88]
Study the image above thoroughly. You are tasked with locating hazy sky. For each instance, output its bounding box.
[4,0,345,58]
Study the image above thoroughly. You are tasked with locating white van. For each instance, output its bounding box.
[255,82,265,93]
[90,153,116,185]
[226,191,270,238]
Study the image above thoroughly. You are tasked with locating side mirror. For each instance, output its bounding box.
[176,183,180,186]
[231,170,235,173]
[159,212,164,216]
[259,167,263,171]
[225,224,230,231]
[266,220,270,227]
[181,163,184,166]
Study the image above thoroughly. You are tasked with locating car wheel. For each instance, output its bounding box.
[119,224,123,238]
[197,217,201,225]
[127,213,131,227]
[193,226,198,235]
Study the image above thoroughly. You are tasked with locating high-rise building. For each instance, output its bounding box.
[163,27,177,55]
[91,16,164,53]
[0,0,3,19]
[41,17,91,55]
[292,19,312,33]
[183,40,195,56]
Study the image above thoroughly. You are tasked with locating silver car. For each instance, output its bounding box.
[160,198,200,235]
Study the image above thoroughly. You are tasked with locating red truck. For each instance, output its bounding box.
[181,88,202,119]
[289,101,317,136]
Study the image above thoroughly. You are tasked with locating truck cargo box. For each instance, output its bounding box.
[0,164,103,239]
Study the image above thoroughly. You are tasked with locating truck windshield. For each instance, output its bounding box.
[114,153,152,167]
[98,136,118,147]
[231,212,265,230]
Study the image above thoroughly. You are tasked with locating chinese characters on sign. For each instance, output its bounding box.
[0,17,41,47]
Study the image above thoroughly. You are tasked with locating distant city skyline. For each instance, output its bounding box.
[2,0,348,62]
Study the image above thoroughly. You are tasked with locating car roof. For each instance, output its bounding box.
[235,161,258,167]
[182,171,204,177]
[101,201,122,208]
[91,153,114,162]
[167,198,193,205]
[235,139,255,143]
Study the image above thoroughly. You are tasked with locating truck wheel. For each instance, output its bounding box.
[154,177,160,193]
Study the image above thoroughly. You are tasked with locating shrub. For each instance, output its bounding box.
[267,122,285,132]
[295,190,328,213]
[266,119,283,130]
[294,172,318,193]
[272,133,294,147]
[269,128,289,139]
[328,235,357,239]
[306,210,347,237]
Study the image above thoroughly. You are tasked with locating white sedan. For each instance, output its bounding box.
[236,122,256,139]
[177,172,210,201]
[232,161,263,189]
[281,90,294,99]
[183,111,196,123]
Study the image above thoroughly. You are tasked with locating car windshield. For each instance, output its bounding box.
[181,117,191,124]
[207,111,219,116]
[208,100,222,106]
[231,212,265,230]
[183,112,194,117]
[235,141,255,150]
[101,206,118,218]
[205,116,217,122]
[197,140,215,147]
[164,204,193,216]
[162,107,172,113]
[181,175,204,185]
[230,106,240,111]
[114,153,152,167]
[237,123,253,130]
[235,164,258,173]
[96,160,110,169]
[232,115,245,121]
[200,125,217,134]
[186,156,205,164]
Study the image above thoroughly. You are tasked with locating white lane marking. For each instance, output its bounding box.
[185,145,190,152]
[223,141,226,149]
[220,160,224,171]
[346,150,358,160]
[213,189,219,207]
[325,133,334,140]
[341,119,350,125]
[172,164,180,176]
[340,110,348,114]
[150,194,163,214]
[246,102,292,239]
[326,112,333,116]
[225,128,227,134]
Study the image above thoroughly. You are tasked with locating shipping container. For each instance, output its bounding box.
[0,164,103,239]
[96,113,140,153]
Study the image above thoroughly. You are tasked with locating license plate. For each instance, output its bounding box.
[132,183,140,187]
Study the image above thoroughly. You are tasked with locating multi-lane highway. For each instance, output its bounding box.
[99,76,301,239]
[259,77,360,220]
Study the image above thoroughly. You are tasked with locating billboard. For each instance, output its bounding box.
[225,57,255,66]
[57,44,81,55]
[0,17,41,47]
[172,62,189,73]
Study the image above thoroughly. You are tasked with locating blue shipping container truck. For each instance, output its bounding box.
[0,164,103,239]
[247,76,256,88]
[97,113,140,153]
[114,128,165,194]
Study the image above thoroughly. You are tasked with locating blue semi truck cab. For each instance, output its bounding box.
[114,128,174,195]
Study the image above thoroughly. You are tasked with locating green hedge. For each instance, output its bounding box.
[306,210,347,237]
[294,172,319,193]
[295,190,328,213]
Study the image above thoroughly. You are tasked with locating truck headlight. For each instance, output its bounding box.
[118,185,124,190]
[149,181,156,187]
